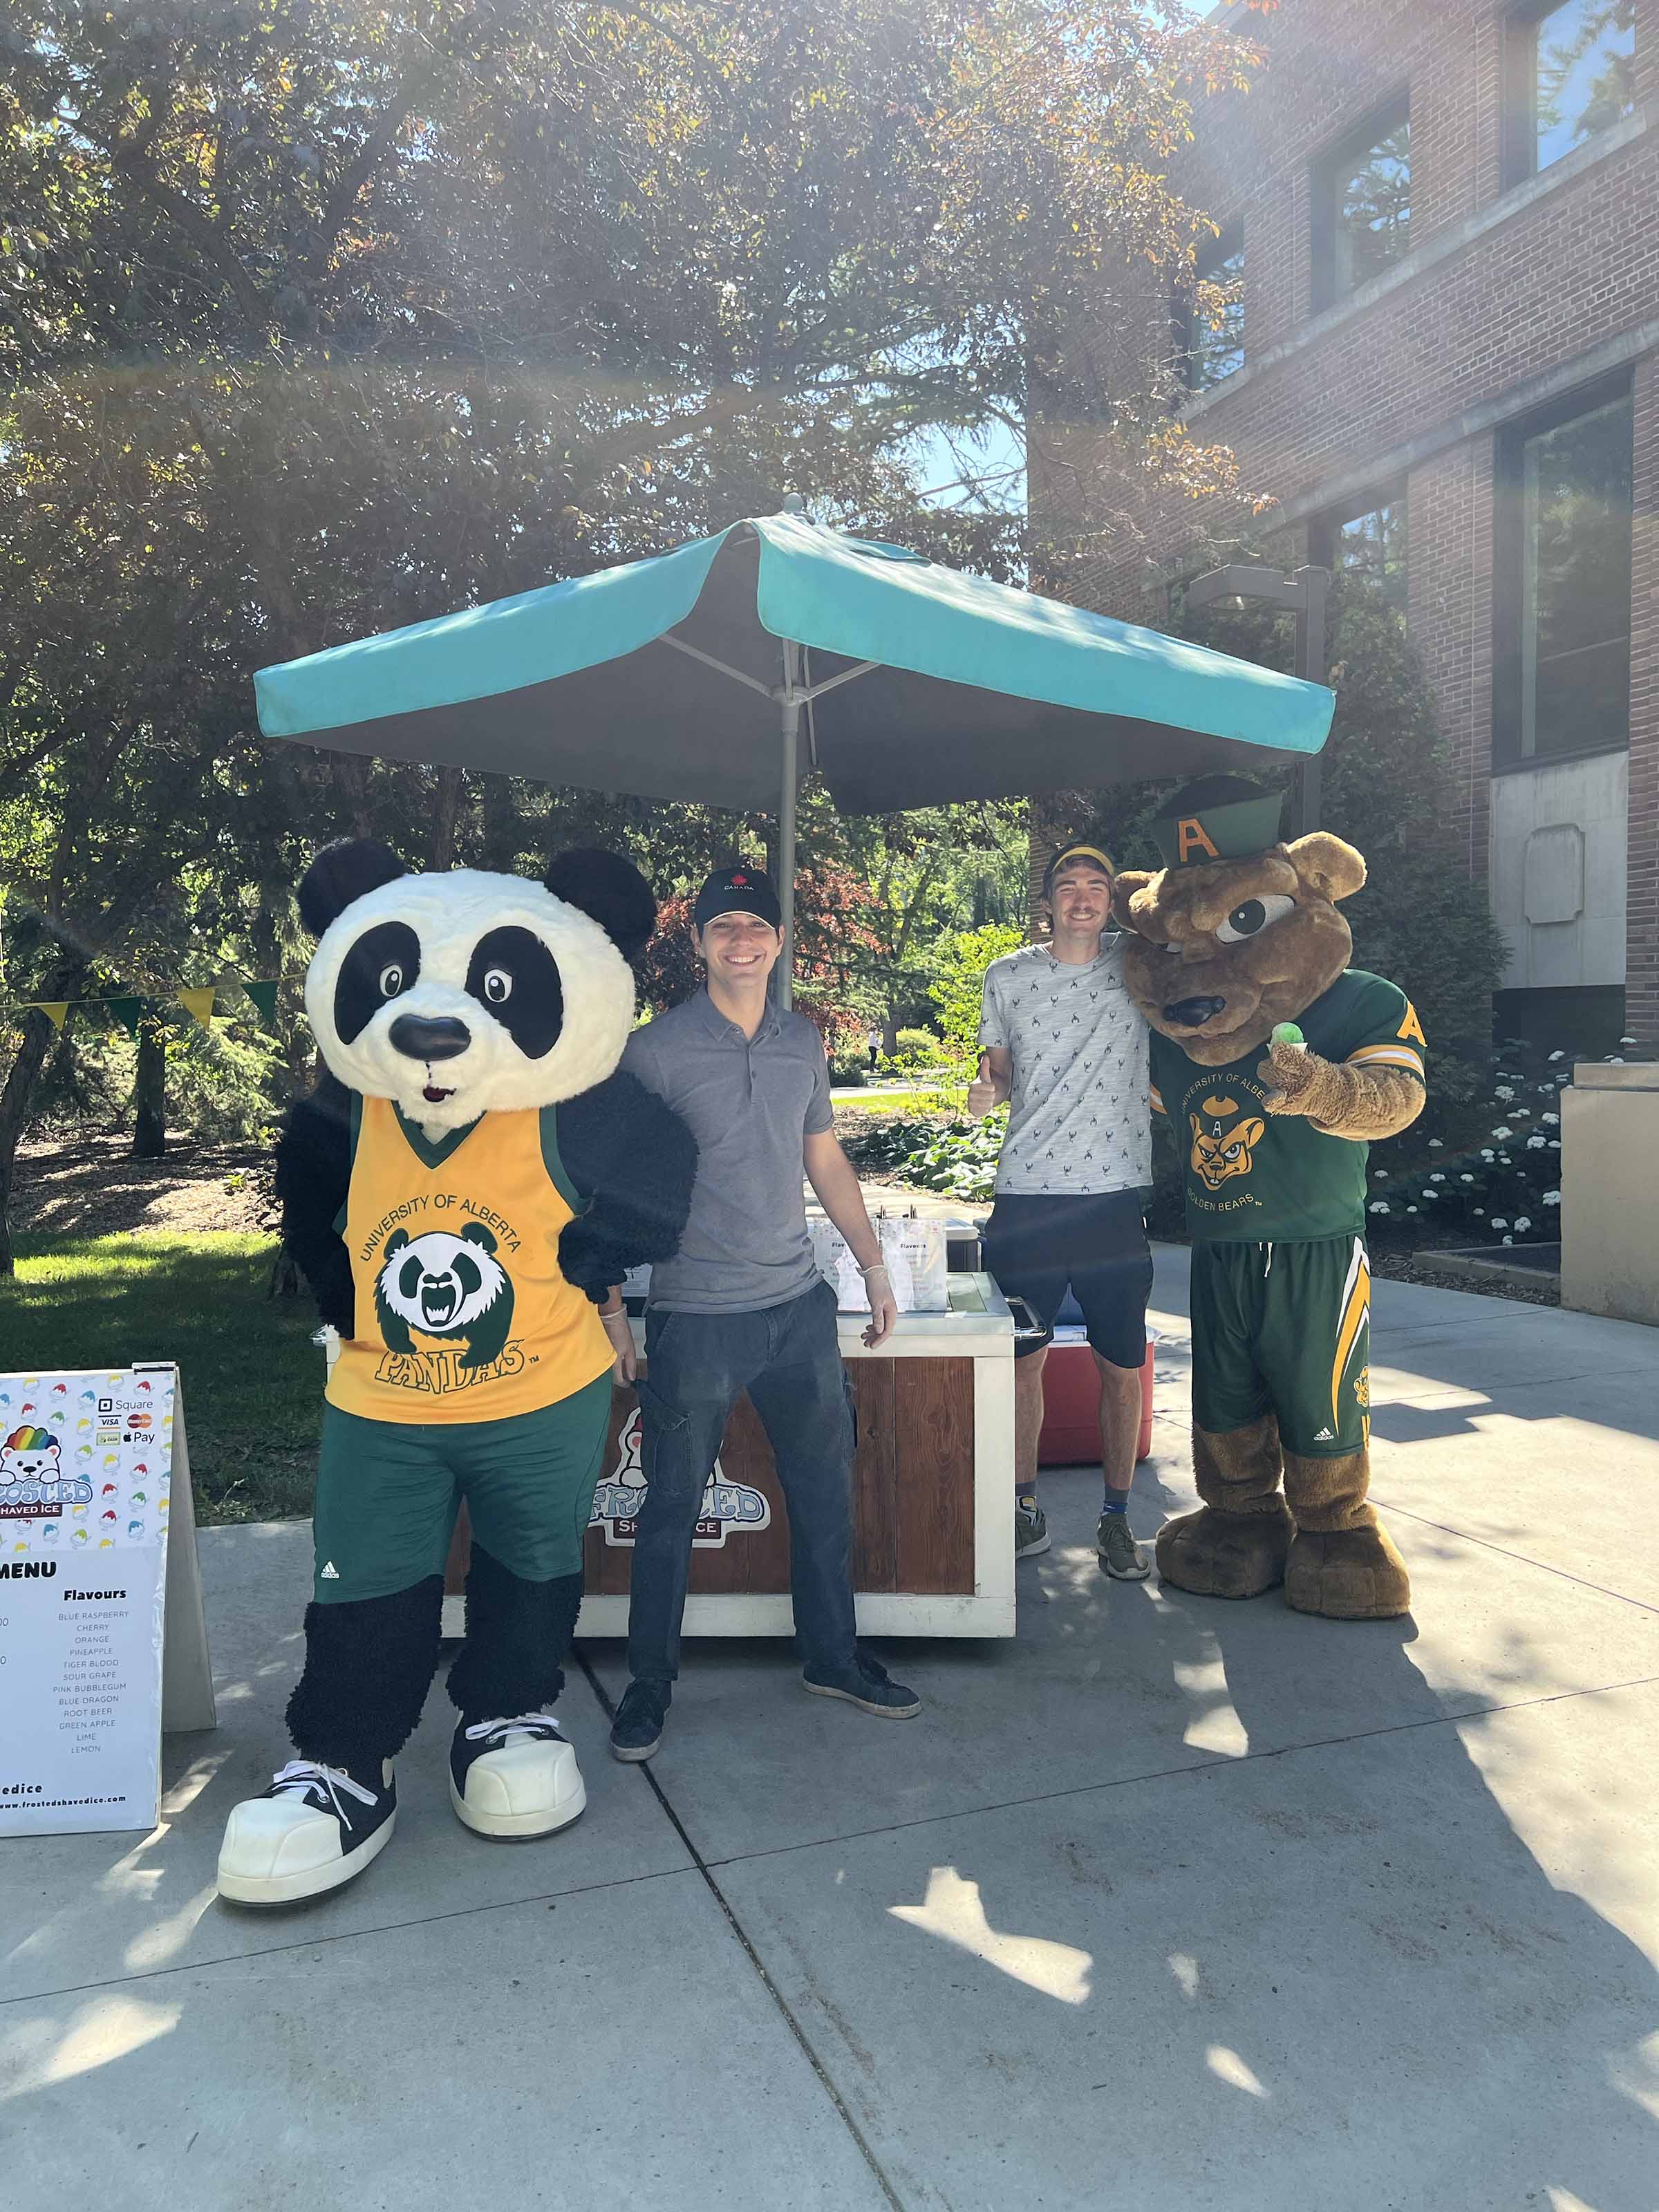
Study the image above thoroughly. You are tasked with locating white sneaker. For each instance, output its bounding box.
[217,1759,396,1906]
[449,1713,586,1839]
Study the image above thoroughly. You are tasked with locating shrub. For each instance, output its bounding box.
[846,1112,1008,1202]
[927,922,1025,1076]
[1363,1033,1652,1247]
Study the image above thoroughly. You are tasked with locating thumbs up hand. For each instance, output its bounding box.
[967,1050,999,1119]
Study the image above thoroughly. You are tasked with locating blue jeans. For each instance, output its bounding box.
[626,1278,858,1683]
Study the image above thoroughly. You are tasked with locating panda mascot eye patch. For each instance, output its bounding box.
[464,926,565,1058]
[335,919,422,1046]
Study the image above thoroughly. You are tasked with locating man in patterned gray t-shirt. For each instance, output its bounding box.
[971,842,1153,1580]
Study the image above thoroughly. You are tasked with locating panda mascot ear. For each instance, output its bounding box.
[544,849,657,961]
[298,839,409,937]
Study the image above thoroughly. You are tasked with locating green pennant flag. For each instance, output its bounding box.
[104,997,145,1038]
[241,979,281,1028]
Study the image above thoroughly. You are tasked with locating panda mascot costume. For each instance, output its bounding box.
[217,839,697,1906]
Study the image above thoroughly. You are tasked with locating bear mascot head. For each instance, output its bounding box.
[1107,776,1424,1625]
[1111,776,1367,1069]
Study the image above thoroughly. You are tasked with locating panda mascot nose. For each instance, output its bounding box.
[1163,994,1227,1028]
[388,1013,472,1062]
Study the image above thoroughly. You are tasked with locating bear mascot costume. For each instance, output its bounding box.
[1112,777,1426,1621]
[217,840,696,1906]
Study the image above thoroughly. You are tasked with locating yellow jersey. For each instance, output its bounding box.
[326,1096,613,1425]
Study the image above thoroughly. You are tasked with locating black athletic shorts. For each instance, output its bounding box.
[983,1190,1154,1368]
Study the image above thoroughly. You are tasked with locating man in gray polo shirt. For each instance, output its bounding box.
[608,865,921,1762]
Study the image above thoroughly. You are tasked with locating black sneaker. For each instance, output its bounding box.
[217,1758,397,1906]
[802,1649,921,1719]
[610,1679,671,1763]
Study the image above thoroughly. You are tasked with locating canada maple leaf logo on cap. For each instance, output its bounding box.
[730,872,749,885]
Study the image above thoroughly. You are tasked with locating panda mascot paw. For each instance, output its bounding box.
[218,841,696,1907]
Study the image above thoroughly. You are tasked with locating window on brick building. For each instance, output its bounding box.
[1312,99,1411,310]
[1180,225,1244,393]
[1494,380,1633,764]
[1505,0,1636,185]
[1309,491,1407,608]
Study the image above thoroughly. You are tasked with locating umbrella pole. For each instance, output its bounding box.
[777,677,800,1011]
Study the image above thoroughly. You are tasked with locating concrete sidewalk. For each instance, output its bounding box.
[4,1253,1657,2210]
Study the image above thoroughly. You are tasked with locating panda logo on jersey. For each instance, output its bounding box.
[374,1223,514,1371]
[299,843,657,1137]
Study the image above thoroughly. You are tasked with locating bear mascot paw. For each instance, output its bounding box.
[1114,778,1425,1623]
[216,842,697,1906]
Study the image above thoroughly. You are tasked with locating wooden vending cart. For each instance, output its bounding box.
[441,1273,1016,1640]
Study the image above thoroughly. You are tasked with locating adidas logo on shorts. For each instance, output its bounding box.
[321,1561,340,1580]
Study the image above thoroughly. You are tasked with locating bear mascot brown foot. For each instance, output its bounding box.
[1114,777,1426,1622]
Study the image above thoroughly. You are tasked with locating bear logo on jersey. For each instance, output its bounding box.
[1190,1096,1267,1190]
[373,1223,515,1371]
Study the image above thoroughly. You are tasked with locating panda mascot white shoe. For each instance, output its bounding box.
[216,842,696,1909]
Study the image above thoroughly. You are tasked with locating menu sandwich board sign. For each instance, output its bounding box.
[1,1364,214,1838]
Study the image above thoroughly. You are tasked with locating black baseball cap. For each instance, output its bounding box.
[693,864,782,933]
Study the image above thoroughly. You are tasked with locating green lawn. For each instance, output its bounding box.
[837,1085,967,1118]
[2,1234,322,1525]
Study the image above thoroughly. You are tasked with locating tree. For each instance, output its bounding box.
[2,0,1274,1262]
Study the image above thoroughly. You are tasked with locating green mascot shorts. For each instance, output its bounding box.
[1188,1235,1371,1459]
[310,1371,614,1603]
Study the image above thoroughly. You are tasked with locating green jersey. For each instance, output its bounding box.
[1150,970,1426,1243]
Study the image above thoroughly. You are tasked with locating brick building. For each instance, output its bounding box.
[1029,0,1656,1045]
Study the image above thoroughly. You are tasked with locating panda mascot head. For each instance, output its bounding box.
[299,840,656,1136]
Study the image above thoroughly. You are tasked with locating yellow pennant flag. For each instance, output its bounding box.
[37,1002,71,1031]
[178,987,216,1031]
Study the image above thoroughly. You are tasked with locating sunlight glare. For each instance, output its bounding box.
[890,1867,1091,2005]
[2,1994,180,2099]
[1206,2043,1268,2097]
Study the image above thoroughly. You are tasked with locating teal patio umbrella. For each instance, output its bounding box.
[256,507,1334,1004]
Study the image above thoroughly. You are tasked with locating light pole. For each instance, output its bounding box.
[1184,563,1331,835]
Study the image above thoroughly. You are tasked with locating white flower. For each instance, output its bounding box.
[1461,1173,1474,1182]
[1427,1137,1443,1147]
[1420,1190,1436,1200]
[1474,1210,1485,1218]
[1494,1085,1515,1101]
[1503,1235,1514,1246]
[1492,1126,1514,1140]
[1514,1217,1532,1232]
[1526,1136,1546,1150]
[1407,1206,1418,1215]
[1430,1172,1445,1181]
[1491,1217,1508,1229]
[1607,1057,1626,1065]
[1548,1050,1564,1061]
[1620,1036,1638,1045]
[1512,1107,1531,1117]
[1541,1113,1558,1125]
[1374,1169,1387,1179]
[1543,1190,1561,1206]
[1549,1140,1561,1150]
[1481,1149,1494,1161]
[1369,1201,1389,1215]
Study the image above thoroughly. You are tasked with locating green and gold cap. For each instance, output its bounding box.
[1150,776,1284,869]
